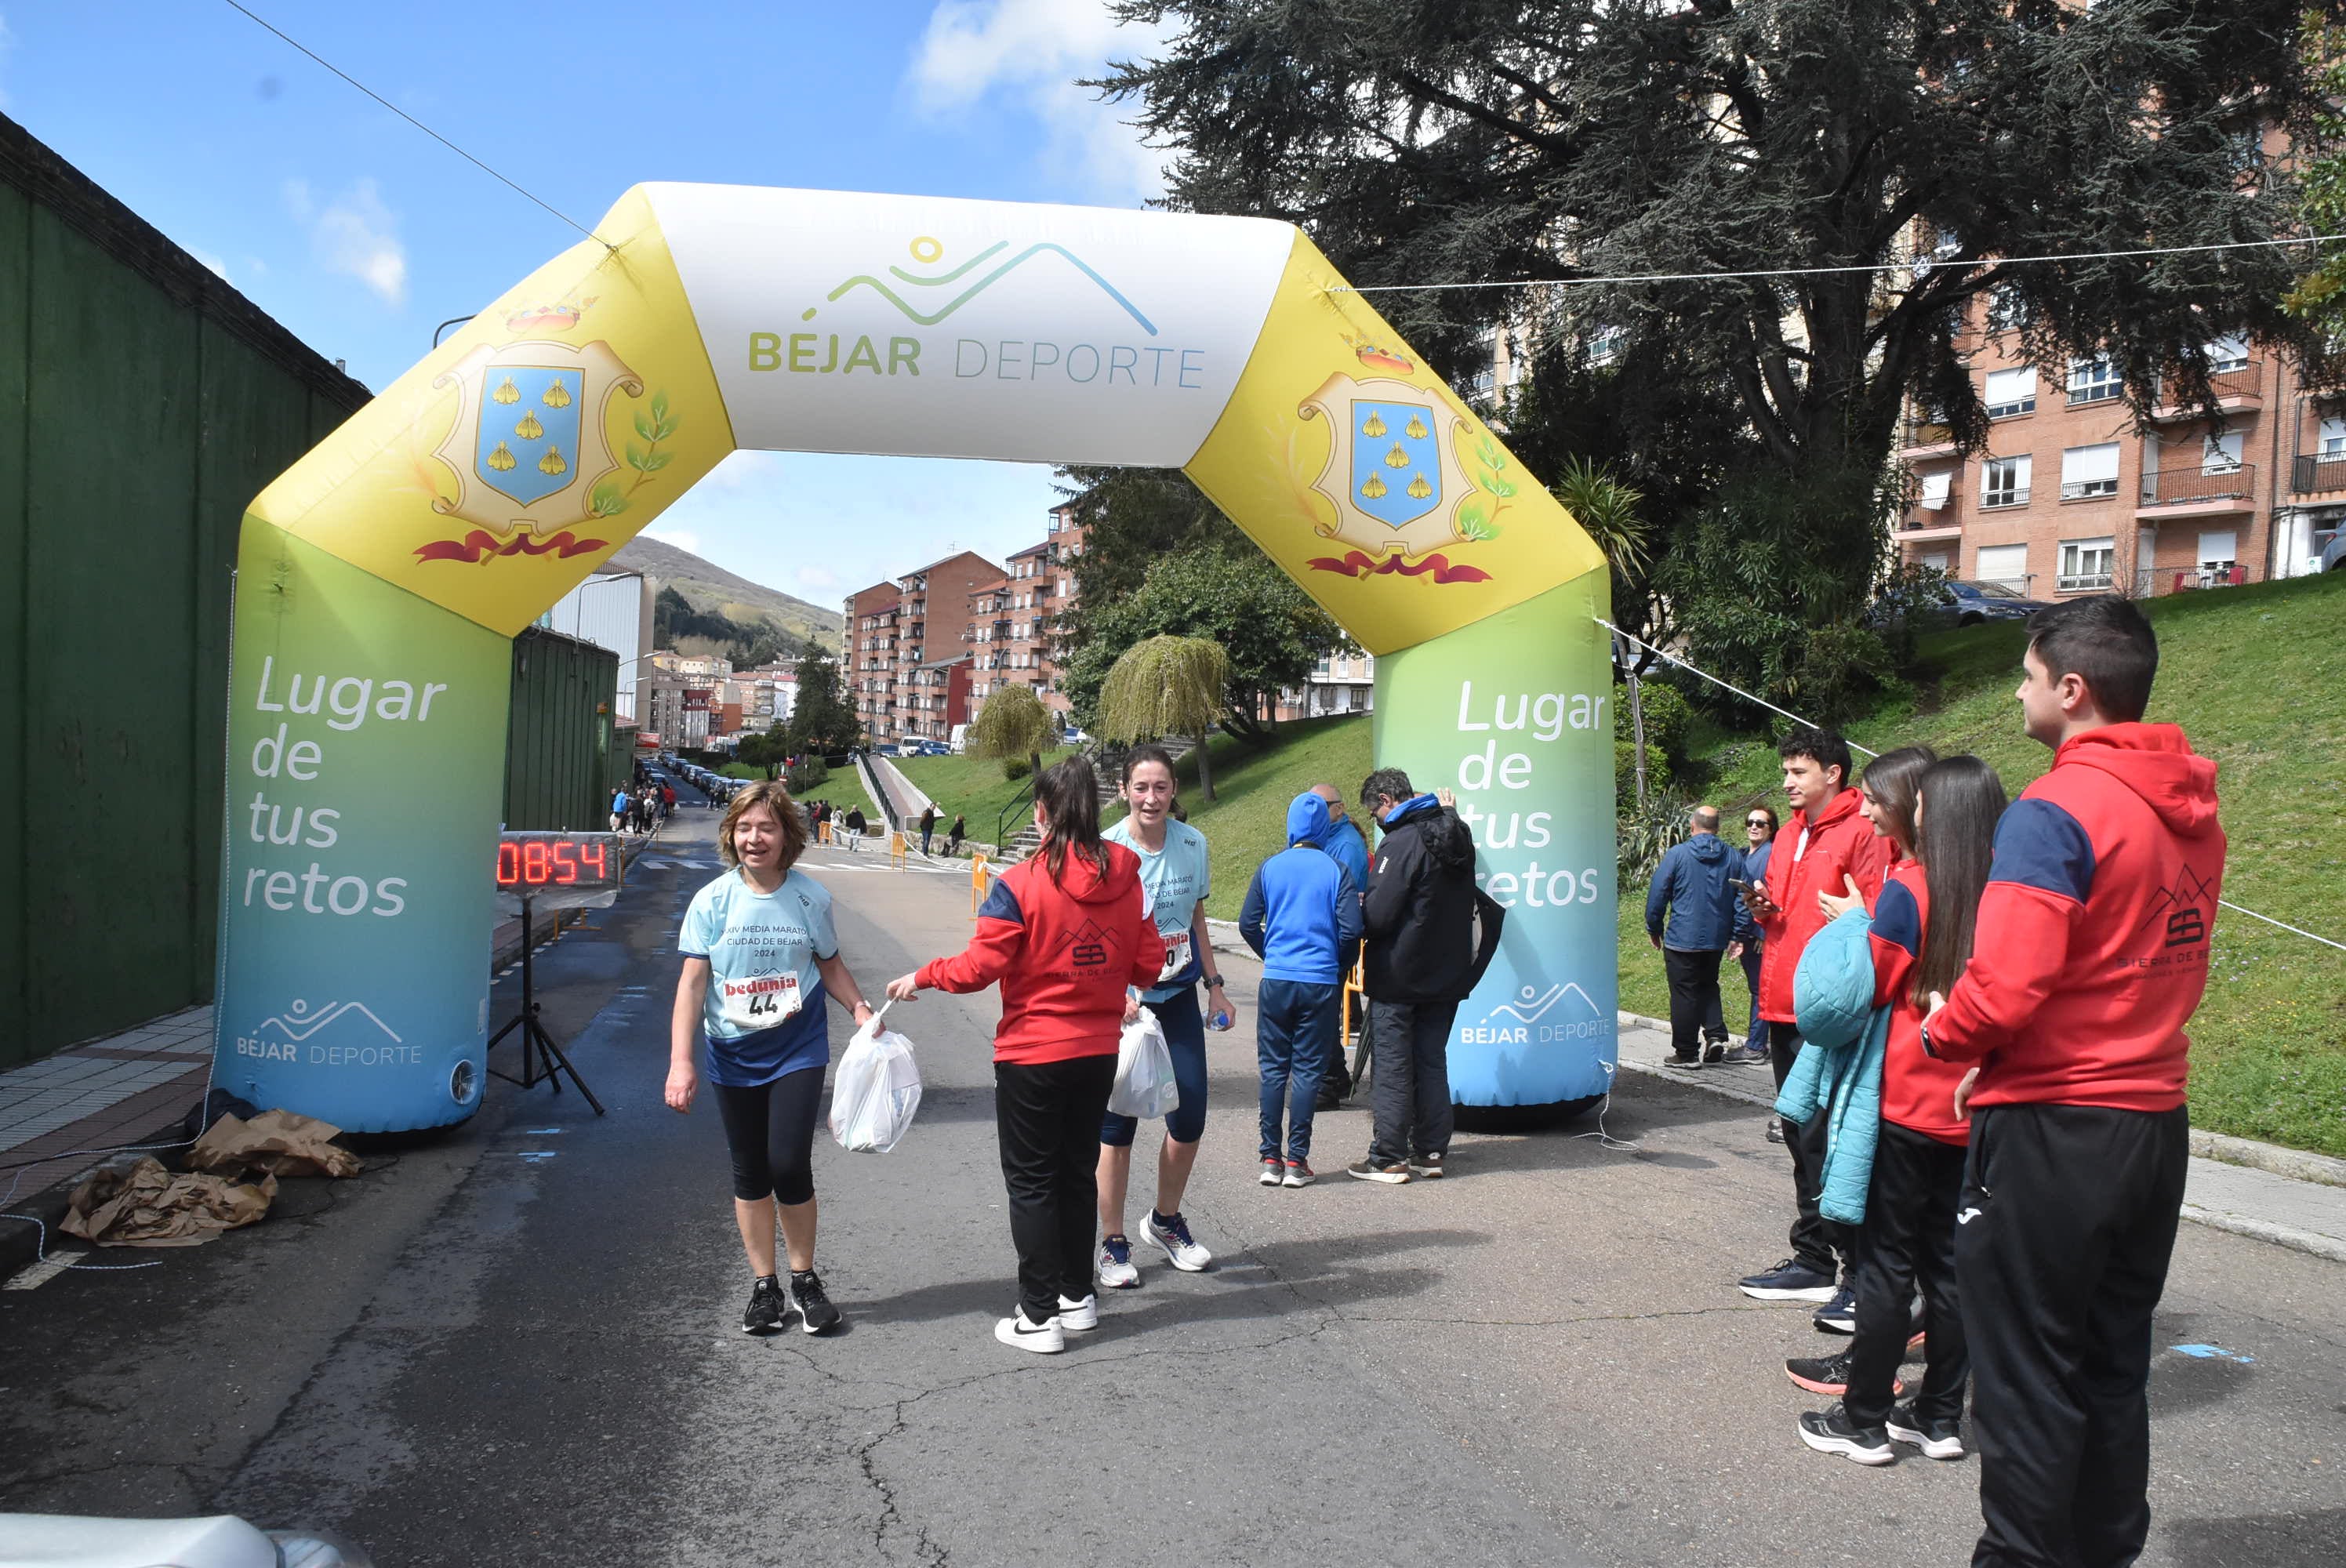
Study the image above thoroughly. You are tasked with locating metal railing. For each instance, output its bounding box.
[1903,416,1956,448]
[2139,461,2256,507]
[1980,486,2031,510]
[2291,452,2346,493]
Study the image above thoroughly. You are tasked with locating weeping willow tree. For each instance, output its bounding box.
[1098,635,1227,802]
[967,684,1055,782]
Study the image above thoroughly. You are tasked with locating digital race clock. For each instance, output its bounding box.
[495,830,624,913]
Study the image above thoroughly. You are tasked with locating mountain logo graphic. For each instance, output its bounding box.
[1051,917,1117,970]
[806,235,1158,336]
[1480,983,1601,1027]
[2144,862,2217,949]
[251,999,404,1044]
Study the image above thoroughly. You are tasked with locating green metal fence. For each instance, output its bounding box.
[504,628,619,833]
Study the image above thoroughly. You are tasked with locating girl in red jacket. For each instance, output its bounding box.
[1795,753,2006,1465]
[887,757,1164,1354]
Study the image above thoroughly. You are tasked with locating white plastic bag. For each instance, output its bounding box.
[1107,1008,1181,1120]
[830,1007,923,1153]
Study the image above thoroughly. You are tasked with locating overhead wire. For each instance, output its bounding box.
[216,1,611,249]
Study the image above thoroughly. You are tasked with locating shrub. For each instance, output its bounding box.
[1003,757,1033,782]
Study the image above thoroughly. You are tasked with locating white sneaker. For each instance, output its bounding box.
[994,1309,1065,1353]
[1055,1293,1099,1331]
[1097,1236,1141,1290]
[1144,1210,1212,1272]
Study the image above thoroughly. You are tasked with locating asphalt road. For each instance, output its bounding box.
[2,796,2341,1566]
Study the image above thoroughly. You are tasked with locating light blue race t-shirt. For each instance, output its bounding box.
[679,866,838,1087]
[1105,815,1211,1001]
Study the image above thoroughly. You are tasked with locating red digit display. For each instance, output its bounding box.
[495,833,619,906]
[523,840,550,883]
[582,841,606,878]
[497,842,521,885]
[553,840,579,884]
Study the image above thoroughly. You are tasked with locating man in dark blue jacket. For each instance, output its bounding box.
[1240,793,1363,1186]
[1645,805,1741,1067]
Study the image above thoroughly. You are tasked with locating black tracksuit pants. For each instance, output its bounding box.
[1956,1102,2189,1568]
[993,1054,1117,1326]
[1768,1028,1851,1277]
[1844,1120,1969,1428]
[1661,946,1728,1058]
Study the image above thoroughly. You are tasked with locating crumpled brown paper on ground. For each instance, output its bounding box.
[60,1157,277,1247]
[189,1109,363,1179]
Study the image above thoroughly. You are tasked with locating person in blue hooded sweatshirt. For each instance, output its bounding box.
[1239,792,1364,1186]
[1644,805,1743,1066]
[1305,782,1371,1111]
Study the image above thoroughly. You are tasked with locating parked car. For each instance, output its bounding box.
[2319,524,2344,573]
[1874,577,2054,630]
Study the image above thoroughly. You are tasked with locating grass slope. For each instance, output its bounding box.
[1624,572,2346,1156]
[610,535,842,647]
[1098,717,1376,921]
[721,760,879,824]
[895,748,1079,844]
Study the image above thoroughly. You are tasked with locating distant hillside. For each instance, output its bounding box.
[611,535,841,648]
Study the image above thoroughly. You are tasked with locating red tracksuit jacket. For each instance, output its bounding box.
[1867,861,1970,1144]
[1925,724,2224,1112]
[1757,786,1895,1025]
[916,842,1166,1065]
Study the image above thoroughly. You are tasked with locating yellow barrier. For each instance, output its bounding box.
[1339,956,1367,1044]
[969,854,990,917]
[889,831,908,871]
[817,820,832,846]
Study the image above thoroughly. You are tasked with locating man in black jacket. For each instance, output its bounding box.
[1349,768,1502,1184]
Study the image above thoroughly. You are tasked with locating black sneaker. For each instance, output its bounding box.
[1813,1284,1857,1334]
[788,1269,842,1334]
[1886,1403,1965,1460]
[1785,1352,1906,1399]
[1738,1257,1839,1301]
[741,1275,785,1334]
[1702,1041,1727,1064]
[1796,1404,1896,1466]
[1663,1054,1703,1071]
[1347,1157,1412,1185]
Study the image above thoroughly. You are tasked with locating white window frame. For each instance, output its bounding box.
[2322,416,2346,458]
[1974,543,2029,590]
[2203,432,2245,474]
[2066,357,2121,405]
[2206,336,2250,375]
[1981,454,2032,508]
[1985,367,2037,419]
[2060,443,2122,500]
[2057,536,2116,593]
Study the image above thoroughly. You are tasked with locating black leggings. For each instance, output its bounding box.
[714,1066,825,1204]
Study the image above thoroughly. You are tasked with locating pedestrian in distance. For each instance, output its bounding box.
[1787,749,1999,1468]
[1098,743,1232,1285]
[665,779,877,1338]
[663,781,677,821]
[1305,782,1371,1111]
[1349,769,1503,1184]
[1735,730,1893,1306]
[1237,790,1364,1188]
[1727,804,1778,1064]
[1919,597,2224,1565]
[947,813,967,855]
[1644,804,1742,1067]
[920,803,938,858]
[610,785,629,834]
[884,757,1165,1353]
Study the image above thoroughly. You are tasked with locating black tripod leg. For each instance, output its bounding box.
[526,1017,606,1115]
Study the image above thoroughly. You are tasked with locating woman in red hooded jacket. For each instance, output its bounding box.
[888,757,1164,1354]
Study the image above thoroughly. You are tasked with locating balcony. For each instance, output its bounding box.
[2148,362,2263,423]
[2137,461,2256,517]
[1979,487,2031,511]
[2292,452,2346,493]
[1901,417,1957,461]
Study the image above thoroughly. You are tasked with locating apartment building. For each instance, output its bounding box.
[844,580,902,742]
[1276,648,1378,723]
[967,507,1086,716]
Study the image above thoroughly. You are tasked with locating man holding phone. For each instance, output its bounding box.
[1735,731,1891,1308]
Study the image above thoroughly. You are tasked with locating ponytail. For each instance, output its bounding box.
[1035,757,1110,884]
[1910,756,2009,1009]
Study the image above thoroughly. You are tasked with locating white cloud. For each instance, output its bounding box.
[644,528,702,555]
[284,177,408,305]
[909,0,1169,201]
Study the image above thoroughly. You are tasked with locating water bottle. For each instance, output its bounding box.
[1208,994,1234,1032]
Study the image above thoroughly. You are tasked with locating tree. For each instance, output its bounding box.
[784,645,860,757]
[2288,18,2346,332]
[967,684,1057,781]
[735,724,790,780]
[1097,635,1229,802]
[1103,0,2339,699]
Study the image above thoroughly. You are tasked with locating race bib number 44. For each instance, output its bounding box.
[1157,929,1193,984]
[721,974,803,1031]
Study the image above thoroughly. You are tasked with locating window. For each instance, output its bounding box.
[2060,443,2121,499]
[2322,417,2346,457]
[2206,336,2250,375]
[2067,357,2121,405]
[2199,529,2239,574]
[1918,469,1952,510]
[1985,367,2037,418]
[1587,325,1625,368]
[1917,551,1951,575]
[2203,432,2245,473]
[1975,543,2028,589]
[1981,454,2032,508]
[2058,536,2116,592]
[1986,285,2031,334]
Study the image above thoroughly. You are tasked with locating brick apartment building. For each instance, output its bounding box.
[1894,257,2341,598]
[1276,648,1378,722]
[968,504,1088,719]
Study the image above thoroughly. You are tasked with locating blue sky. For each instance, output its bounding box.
[0,1,1167,610]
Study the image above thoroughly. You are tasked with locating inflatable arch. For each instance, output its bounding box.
[212,185,1618,1131]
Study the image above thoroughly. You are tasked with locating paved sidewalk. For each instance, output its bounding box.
[1614,1011,2346,1265]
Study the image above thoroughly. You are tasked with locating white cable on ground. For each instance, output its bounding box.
[1597,618,2346,953]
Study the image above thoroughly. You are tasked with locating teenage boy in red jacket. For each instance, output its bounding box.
[1922,596,2223,1566]
[1735,731,1893,1312]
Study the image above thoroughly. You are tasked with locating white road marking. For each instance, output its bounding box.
[5,1251,83,1291]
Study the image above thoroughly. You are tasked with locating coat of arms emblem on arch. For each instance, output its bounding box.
[1296,372,1489,582]
[424,339,643,557]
